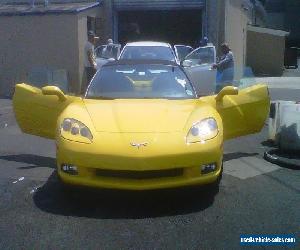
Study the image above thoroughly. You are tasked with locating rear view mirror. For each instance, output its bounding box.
[42,86,66,101]
[215,86,238,102]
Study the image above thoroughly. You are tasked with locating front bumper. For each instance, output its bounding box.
[56,132,223,190]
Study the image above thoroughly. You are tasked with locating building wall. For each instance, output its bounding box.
[246,27,286,76]
[101,0,114,42]
[266,13,285,29]
[285,0,300,44]
[208,0,268,79]
[0,14,79,95]
[78,14,89,93]
[224,0,251,79]
[206,0,225,49]
[265,0,300,46]
[77,7,101,93]
[207,0,254,79]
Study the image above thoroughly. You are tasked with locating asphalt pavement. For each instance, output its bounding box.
[0,85,299,249]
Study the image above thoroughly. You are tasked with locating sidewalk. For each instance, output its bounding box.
[253,58,300,90]
[0,98,12,108]
[0,99,14,129]
[282,58,300,77]
[254,76,300,90]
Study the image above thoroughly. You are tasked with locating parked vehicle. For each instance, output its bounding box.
[119,41,178,63]
[177,45,217,96]
[95,43,121,70]
[120,42,218,95]
[13,60,270,191]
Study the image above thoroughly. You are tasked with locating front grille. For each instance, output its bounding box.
[95,168,183,180]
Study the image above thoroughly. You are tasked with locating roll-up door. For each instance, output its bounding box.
[113,0,205,11]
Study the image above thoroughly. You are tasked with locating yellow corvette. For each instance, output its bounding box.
[13,60,270,190]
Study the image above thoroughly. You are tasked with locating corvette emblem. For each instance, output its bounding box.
[130,142,148,149]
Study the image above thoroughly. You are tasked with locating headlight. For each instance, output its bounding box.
[60,118,93,143]
[186,118,218,143]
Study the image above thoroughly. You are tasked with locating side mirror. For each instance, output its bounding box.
[215,86,238,102]
[42,86,66,101]
[181,59,193,67]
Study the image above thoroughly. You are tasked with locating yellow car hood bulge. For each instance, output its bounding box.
[83,99,201,133]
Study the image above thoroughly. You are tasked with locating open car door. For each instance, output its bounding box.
[182,46,217,96]
[13,83,80,139]
[95,44,121,70]
[174,45,193,62]
[210,84,270,140]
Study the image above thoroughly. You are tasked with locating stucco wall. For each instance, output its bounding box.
[77,7,101,92]
[246,28,286,76]
[266,13,285,30]
[224,0,250,79]
[206,0,225,49]
[102,0,113,41]
[285,0,300,42]
[0,14,79,95]
[208,0,267,80]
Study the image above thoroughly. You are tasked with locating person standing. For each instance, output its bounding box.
[102,38,114,59]
[212,43,235,92]
[82,30,98,94]
[194,36,209,48]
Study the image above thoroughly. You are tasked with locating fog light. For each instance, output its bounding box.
[201,163,216,174]
[61,164,78,175]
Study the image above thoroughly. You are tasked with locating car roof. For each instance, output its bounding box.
[103,59,178,67]
[124,41,172,47]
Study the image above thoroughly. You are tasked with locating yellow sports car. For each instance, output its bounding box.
[13,60,270,190]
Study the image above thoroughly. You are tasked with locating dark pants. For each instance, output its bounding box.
[82,67,96,94]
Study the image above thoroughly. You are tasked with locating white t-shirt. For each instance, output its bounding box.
[84,41,96,68]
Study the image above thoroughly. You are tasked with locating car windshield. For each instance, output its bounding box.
[120,46,176,61]
[85,64,196,99]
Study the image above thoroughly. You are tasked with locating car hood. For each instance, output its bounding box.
[83,99,202,133]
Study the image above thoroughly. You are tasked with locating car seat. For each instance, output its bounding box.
[97,72,134,93]
[152,74,185,94]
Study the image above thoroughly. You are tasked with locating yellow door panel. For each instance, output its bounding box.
[13,83,79,139]
[217,84,270,140]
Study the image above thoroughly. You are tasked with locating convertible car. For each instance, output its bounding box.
[13,60,270,190]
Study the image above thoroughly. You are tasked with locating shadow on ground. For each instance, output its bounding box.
[223,152,259,162]
[33,171,219,220]
[261,140,276,148]
[0,154,56,169]
[2,154,221,219]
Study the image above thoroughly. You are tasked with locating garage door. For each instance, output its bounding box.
[113,0,205,11]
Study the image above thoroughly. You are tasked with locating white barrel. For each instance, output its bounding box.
[278,102,300,151]
[268,101,295,143]
[268,101,279,141]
